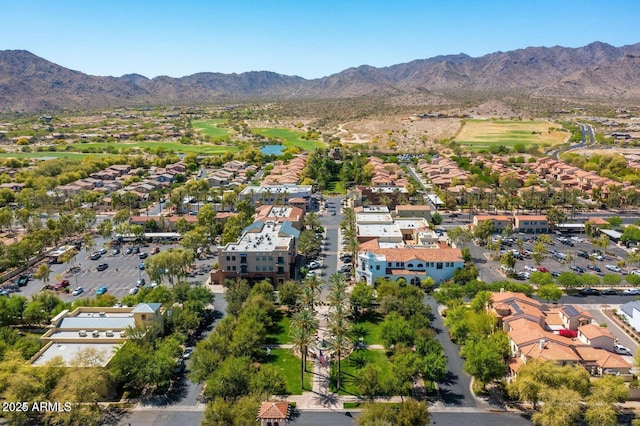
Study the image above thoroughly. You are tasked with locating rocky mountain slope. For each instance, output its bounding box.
[1,41,639,112]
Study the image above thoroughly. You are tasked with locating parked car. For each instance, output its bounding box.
[139,263,145,270]
[16,275,29,286]
[96,286,108,295]
[570,265,585,273]
[614,343,632,356]
[182,347,193,359]
[601,288,619,295]
[524,265,537,272]
[174,358,185,374]
[537,266,549,273]
[623,288,640,295]
[605,264,622,273]
[124,247,133,255]
[97,263,109,271]
[132,246,140,254]
[577,251,589,259]
[632,270,640,276]
[90,252,102,260]
[139,252,148,259]
[587,265,602,273]
[98,248,108,255]
[136,278,146,287]
[129,287,139,295]
[594,254,604,261]
[551,271,561,277]
[308,261,321,270]
[112,248,120,255]
[54,280,71,290]
[72,287,84,296]
[151,247,160,254]
[579,288,601,296]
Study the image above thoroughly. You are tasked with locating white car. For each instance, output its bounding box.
[308,261,321,270]
[614,343,632,356]
[129,287,139,295]
[524,265,537,272]
[605,264,622,273]
[631,270,640,276]
[623,288,640,295]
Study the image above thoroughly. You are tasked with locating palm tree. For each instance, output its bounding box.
[289,308,319,389]
[327,326,351,390]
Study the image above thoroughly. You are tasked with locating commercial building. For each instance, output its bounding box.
[30,303,165,367]
[356,244,464,285]
[213,220,299,285]
[239,184,313,206]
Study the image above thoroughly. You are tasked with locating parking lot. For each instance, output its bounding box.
[478,232,635,288]
[7,236,216,302]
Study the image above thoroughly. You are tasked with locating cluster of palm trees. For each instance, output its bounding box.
[326,273,351,390]
[340,208,358,259]
[289,276,320,389]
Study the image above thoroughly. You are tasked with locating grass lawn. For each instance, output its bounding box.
[338,349,391,396]
[62,141,241,155]
[266,348,312,395]
[192,119,233,139]
[253,128,326,151]
[266,310,292,344]
[0,151,103,160]
[352,312,384,345]
[454,119,568,151]
[325,180,346,195]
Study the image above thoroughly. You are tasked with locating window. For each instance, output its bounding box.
[232,256,236,261]
[417,263,423,268]
[436,262,443,269]
[269,266,273,271]
[263,266,267,271]
[262,255,267,261]
[232,266,236,271]
[407,263,414,268]
[376,265,380,270]
[226,255,230,261]
[256,255,260,261]
[277,257,284,264]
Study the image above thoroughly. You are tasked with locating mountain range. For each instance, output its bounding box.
[1,41,639,113]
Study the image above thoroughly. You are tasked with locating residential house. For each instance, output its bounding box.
[257,401,289,426]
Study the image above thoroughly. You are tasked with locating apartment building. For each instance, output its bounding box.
[213,220,299,285]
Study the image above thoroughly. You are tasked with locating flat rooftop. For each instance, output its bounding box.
[357,224,403,240]
[356,213,393,224]
[57,316,135,330]
[240,185,312,195]
[31,342,119,367]
[223,221,295,253]
[395,219,430,229]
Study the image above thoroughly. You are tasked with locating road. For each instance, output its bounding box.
[317,196,346,299]
[423,295,477,408]
[112,407,533,425]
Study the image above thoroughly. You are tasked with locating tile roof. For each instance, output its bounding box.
[574,346,631,369]
[578,323,614,340]
[521,340,581,362]
[257,401,289,419]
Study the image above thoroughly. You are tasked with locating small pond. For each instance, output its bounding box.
[260,144,286,155]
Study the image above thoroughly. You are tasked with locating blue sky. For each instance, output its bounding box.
[2,0,638,79]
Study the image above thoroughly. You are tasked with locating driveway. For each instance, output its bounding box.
[423,295,477,407]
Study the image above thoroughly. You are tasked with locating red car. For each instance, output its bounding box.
[537,266,549,273]
[54,280,70,290]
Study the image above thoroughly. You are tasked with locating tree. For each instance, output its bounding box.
[546,207,567,231]
[204,356,252,401]
[531,242,547,266]
[448,226,473,248]
[531,387,582,426]
[584,375,628,426]
[250,364,287,396]
[500,251,516,270]
[463,338,506,388]
[380,312,414,349]
[557,272,581,290]
[530,271,554,286]
[356,402,397,426]
[356,363,382,399]
[431,211,442,226]
[33,264,52,286]
[145,248,194,285]
[289,309,318,390]
[350,281,374,316]
[606,216,623,229]
[537,284,562,303]
[473,220,495,243]
[97,218,113,239]
[602,273,622,287]
[396,398,431,426]
[297,229,321,258]
[278,281,302,310]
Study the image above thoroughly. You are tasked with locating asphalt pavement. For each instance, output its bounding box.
[423,295,477,408]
